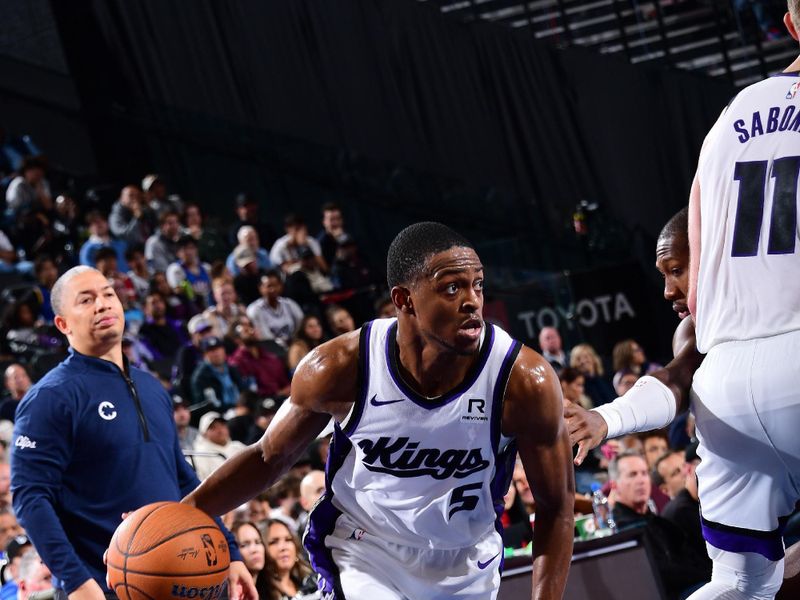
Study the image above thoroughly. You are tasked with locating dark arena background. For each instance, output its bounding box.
[3,1,800,599]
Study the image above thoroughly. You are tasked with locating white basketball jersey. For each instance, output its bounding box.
[305,318,521,553]
[695,74,800,353]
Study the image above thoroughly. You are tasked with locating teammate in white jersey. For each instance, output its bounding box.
[184,222,575,599]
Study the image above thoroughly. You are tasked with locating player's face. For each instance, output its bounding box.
[55,271,125,351]
[235,523,265,574]
[655,234,690,319]
[266,522,297,575]
[410,246,484,355]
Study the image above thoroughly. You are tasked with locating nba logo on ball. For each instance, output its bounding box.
[107,502,230,600]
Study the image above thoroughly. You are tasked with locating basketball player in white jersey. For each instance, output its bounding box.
[183,222,575,599]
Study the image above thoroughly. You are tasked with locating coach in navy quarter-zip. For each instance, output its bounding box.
[10,267,257,600]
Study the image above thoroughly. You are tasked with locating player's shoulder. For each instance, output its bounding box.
[291,327,361,408]
[671,316,696,357]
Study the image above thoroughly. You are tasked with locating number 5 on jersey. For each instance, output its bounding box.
[732,156,800,257]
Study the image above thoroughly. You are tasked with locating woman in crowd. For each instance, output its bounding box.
[286,315,325,372]
[611,338,661,384]
[232,521,268,595]
[261,519,317,600]
[569,343,615,406]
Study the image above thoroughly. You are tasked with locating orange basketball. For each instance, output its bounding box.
[107,501,230,600]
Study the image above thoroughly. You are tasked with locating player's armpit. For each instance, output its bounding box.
[502,347,574,600]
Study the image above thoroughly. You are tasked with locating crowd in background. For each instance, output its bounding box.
[0,152,726,599]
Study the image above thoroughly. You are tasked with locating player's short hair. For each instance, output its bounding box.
[386,222,474,288]
[658,207,688,246]
[609,449,646,481]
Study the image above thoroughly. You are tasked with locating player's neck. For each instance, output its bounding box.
[785,55,800,73]
[395,332,479,399]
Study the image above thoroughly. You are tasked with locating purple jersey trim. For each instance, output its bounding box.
[701,515,787,561]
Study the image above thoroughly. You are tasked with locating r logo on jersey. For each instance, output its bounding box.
[461,398,489,423]
[787,82,800,100]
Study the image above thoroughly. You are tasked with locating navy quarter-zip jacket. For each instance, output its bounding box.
[10,348,242,594]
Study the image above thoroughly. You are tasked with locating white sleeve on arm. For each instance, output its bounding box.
[591,375,677,439]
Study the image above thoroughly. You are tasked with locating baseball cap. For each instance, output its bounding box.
[200,336,224,353]
[141,174,163,192]
[5,535,31,561]
[234,247,257,269]
[188,314,213,335]
[199,411,226,435]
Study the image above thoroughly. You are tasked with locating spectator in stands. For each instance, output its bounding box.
[558,367,591,409]
[612,338,661,381]
[228,316,291,400]
[610,451,709,598]
[266,475,302,532]
[538,326,567,370]
[292,247,333,295]
[661,441,708,570]
[173,396,199,452]
[0,464,10,512]
[16,551,53,600]
[261,519,317,600]
[192,412,246,481]
[733,0,782,41]
[0,534,33,600]
[316,202,353,267]
[569,343,615,407]
[204,278,248,340]
[612,368,639,396]
[246,493,271,525]
[190,336,246,412]
[231,522,267,592]
[142,174,182,217]
[640,430,671,513]
[78,211,129,272]
[151,271,197,322]
[270,214,326,275]
[138,291,187,366]
[512,459,535,515]
[172,314,215,401]
[0,228,33,276]
[1,301,38,358]
[33,256,58,323]
[228,193,276,251]
[145,209,182,273]
[296,470,325,537]
[225,226,271,277]
[4,156,49,219]
[654,450,687,501]
[183,202,228,265]
[325,305,355,337]
[121,333,153,373]
[1,364,31,422]
[167,236,213,309]
[330,234,373,291]
[286,315,325,372]
[109,184,154,246]
[232,248,264,306]
[247,271,303,347]
[53,193,81,250]
[226,391,260,445]
[374,296,395,319]
[124,244,151,302]
[0,509,22,552]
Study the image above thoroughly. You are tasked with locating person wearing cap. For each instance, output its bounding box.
[171,314,215,401]
[141,174,182,218]
[0,534,32,600]
[225,226,272,277]
[202,278,247,339]
[191,412,246,482]
[166,236,213,309]
[227,192,276,251]
[138,291,187,368]
[10,266,256,600]
[190,336,247,414]
[227,316,290,401]
[231,247,264,307]
[143,209,181,273]
[269,214,326,275]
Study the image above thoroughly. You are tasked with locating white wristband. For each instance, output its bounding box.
[591,375,677,439]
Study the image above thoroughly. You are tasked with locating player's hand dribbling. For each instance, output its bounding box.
[563,399,608,466]
[68,578,107,600]
[227,560,257,600]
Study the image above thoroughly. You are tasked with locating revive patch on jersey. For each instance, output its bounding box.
[358,437,490,479]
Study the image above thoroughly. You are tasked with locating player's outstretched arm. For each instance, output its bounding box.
[566,318,703,465]
[503,347,574,600]
[184,331,359,517]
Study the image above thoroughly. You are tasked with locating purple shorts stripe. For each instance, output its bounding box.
[701,518,785,561]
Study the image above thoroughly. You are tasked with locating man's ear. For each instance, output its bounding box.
[390,286,414,316]
[785,12,799,42]
[54,314,71,337]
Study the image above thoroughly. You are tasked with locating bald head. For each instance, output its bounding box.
[791,1,800,28]
[538,327,562,354]
[299,470,325,511]
[50,266,100,316]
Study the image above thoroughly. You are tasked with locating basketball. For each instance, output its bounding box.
[106,501,230,600]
